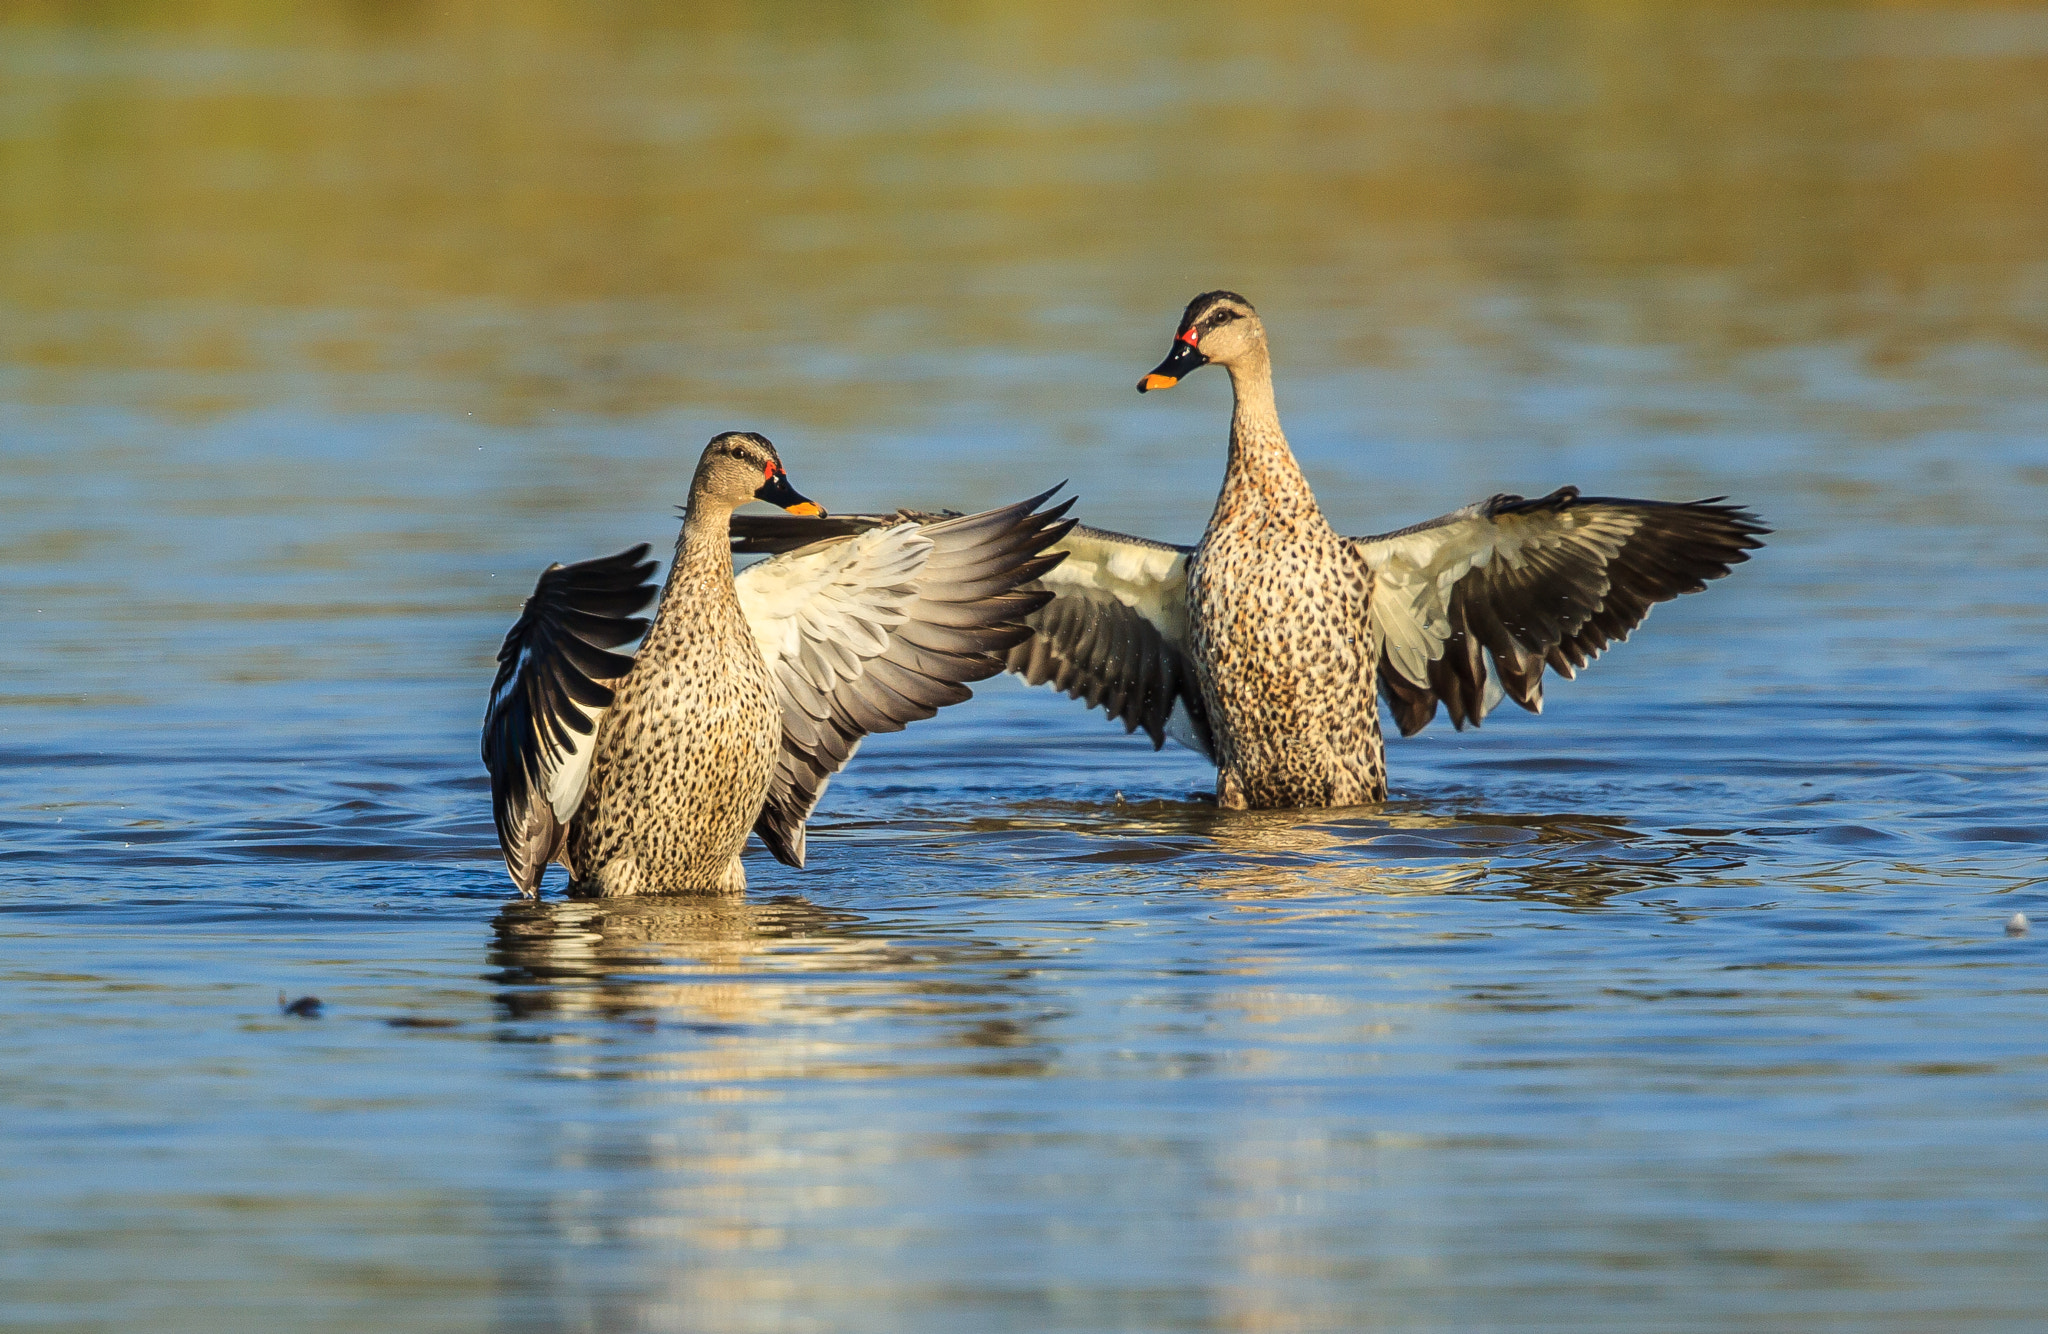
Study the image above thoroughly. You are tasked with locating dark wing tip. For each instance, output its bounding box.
[1379,490,1767,740]
[753,798,808,868]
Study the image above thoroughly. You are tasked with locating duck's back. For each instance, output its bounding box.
[1188,499,1385,810]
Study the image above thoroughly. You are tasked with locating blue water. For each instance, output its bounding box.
[6,6,2048,1331]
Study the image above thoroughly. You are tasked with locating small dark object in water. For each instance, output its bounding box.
[278,992,323,1018]
[386,1016,461,1029]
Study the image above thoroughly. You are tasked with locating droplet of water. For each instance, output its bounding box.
[2006,912,2029,936]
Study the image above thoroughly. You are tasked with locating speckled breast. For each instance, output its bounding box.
[1187,525,1386,810]
[567,633,781,894]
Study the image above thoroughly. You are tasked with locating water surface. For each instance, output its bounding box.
[4,4,2047,1331]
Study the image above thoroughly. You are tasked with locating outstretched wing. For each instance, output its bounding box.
[733,511,1213,760]
[733,490,1074,869]
[481,545,658,895]
[1003,525,1213,758]
[1352,487,1768,735]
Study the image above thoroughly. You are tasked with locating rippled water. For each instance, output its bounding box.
[5,4,2047,1331]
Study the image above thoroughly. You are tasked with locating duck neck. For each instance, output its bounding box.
[646,496,745,648]
[1212,349,1319,529]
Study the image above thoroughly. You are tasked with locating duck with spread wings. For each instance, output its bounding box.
[733,293,1766,811]
[482,431,1073,895]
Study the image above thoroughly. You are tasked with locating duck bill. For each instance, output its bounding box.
[1136,333,1207,393]
[755,466,825,516]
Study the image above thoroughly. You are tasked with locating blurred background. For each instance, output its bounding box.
[4,0,2045,731]
[3,3,2046,1332]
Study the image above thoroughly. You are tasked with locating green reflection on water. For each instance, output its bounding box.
[3,0,2045,426]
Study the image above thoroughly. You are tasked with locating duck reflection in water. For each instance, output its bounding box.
[954,797,1724,910]
[487,894,1059,1074]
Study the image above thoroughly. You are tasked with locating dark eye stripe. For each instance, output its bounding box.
[710,430,775,464]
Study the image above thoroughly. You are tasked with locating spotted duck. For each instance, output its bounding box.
[733,293,1766,810]
[483,431,1073,895]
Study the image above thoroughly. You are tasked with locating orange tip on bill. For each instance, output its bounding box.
[1140,374,1179,391]
[785,501,825,516]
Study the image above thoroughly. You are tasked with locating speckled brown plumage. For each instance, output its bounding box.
[565,497,780,896]
[1187,412,1385,809]
[1168,298,1386,808]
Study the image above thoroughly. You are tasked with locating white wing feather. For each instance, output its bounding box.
[735,523,935,694]
[1360,503,1643,691]
[1036,528,1190,648]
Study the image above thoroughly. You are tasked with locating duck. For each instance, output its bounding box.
[482,431,1073,896]
[734,292,1766,811]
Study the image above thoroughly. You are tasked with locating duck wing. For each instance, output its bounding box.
[732,490,1074,869]
[735,511,1212,758]
[1350,488,1768,735]
[1001,525,1213,758]
[482,544,659,895]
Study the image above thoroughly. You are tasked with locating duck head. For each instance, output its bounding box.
[690,431,824,516]
[1137,290,1263,393]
